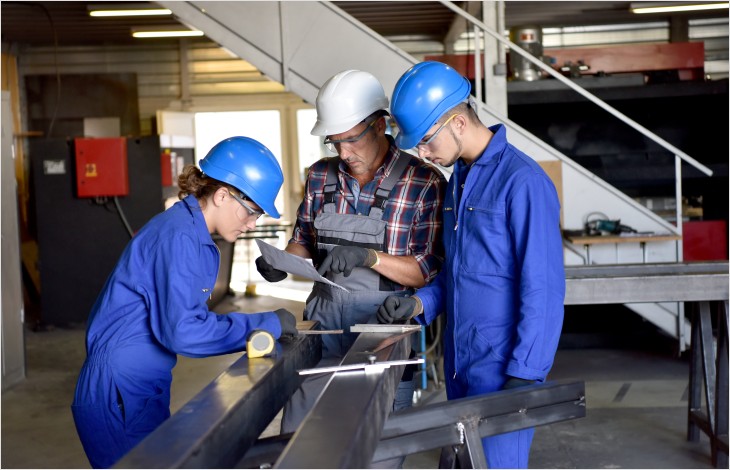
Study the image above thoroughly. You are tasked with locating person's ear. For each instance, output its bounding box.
[212,186,228,207]
[452,114,467,134]
[374,116,387,133]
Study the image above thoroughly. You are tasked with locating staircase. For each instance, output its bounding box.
[160,1,713,351]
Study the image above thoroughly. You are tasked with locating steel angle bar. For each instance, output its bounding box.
[372,381,585,463]
[275,329,412,468]
[114,334,321,469]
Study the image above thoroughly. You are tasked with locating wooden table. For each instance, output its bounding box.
[565,233,682,264]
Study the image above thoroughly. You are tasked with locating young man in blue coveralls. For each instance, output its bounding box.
[377,61,566,469]
[71,137,298,468]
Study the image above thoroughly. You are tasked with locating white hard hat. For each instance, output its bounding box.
[311,70,389,136]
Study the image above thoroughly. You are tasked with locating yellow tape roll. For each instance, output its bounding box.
[246,329,275,358]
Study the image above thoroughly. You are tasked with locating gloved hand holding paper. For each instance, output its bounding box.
[255,239,349,292]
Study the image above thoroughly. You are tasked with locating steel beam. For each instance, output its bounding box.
[565,262,728,304]
[372,380,586,463]
[114,334,321,469]
[274,329,411,468]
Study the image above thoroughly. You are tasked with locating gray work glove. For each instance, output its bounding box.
[317,246,377,277]
[255,256,287,282]
[274,308,297,337]
[502,376,536,390]
[377,295,419,324]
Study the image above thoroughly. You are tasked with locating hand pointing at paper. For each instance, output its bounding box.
[254,239,349,292]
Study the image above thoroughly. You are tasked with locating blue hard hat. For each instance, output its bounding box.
[391,61,471,149]
[199,137,283,218]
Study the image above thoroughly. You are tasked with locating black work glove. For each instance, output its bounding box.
[502,376,536,390]
[274,308,297,337]
[377,295,419,324]
[317,246,377,277]
[255,256,287,282]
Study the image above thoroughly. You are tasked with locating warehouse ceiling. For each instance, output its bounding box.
[2,1,727,48]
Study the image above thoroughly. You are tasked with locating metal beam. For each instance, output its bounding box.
[565,262,729,304]
[373,380,585,463]
[114,334,321,469]
[275,329,412,468]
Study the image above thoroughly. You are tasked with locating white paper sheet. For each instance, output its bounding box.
[255,239,349,292]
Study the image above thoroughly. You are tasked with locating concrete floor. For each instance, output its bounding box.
[1,276,716,469]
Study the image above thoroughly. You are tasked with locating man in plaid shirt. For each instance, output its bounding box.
[255,70,446,449]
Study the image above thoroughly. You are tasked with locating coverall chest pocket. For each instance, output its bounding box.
[462,199,514,276]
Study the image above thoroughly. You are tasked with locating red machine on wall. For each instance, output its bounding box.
[74,137,129,198]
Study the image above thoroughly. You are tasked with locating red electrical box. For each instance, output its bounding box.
[75,137,129,197]
[683,220,728,261]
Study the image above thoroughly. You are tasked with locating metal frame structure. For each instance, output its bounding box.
[371,380,585,467]
[116,262,727,468]
[114,321,586,469]
[240,381,586,469]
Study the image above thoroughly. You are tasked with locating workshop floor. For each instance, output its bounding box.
[1,273,716,469]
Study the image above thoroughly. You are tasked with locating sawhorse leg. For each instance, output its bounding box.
[688,300,729,468]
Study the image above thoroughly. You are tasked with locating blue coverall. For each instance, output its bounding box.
[71,195,283,468]
[414,124,566,468]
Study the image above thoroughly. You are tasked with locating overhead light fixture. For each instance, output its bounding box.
[630,2,729,14]
[88,3,172,17]
[131,26,204,38]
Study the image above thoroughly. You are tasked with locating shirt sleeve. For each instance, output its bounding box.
[289,166,318,255]
[149,232,282,358]
[412,267,447,326]
[410,169,447,284]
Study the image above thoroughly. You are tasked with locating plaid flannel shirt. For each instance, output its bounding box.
[290,137,446,288]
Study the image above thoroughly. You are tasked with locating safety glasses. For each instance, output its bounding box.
[228,190,264,220]
[323,118,377,153]
[416,114,458,149]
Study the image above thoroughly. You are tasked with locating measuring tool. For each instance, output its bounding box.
[246,330,275,358]
[247,329,344,358]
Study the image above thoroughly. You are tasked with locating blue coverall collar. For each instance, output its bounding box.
[182,194,216,246]
[467,123,508,169]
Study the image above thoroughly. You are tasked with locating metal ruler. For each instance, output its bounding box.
[350,324,421,334]
[298,358,424,375]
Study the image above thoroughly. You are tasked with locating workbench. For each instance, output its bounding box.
[565,261,728,468]
[564,232,682,264]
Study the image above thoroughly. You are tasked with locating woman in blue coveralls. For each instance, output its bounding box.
[377,62,566,468]
[71,136,298,469]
